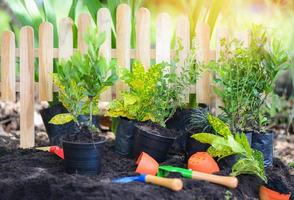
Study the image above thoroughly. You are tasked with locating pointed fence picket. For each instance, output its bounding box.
[0,4,233,148]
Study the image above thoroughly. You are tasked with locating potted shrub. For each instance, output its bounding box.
[192,114,267,182]
[211,26,289,167]
[166,39,213,156]
[107,61,189,162]
[49,28,118,174]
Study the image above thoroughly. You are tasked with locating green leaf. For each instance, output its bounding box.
[83,0,103,23]
[191,133,222,145]
[49,113,75,125]
[43,0,58,47]
[68,0,78,21]
[207,114,232,137]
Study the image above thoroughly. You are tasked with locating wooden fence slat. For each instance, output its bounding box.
[1,31,15,101]
[20,26,35,148]
[78,13,92,54]
[215,28,229,114]
[136,7,150,68]
[175,15,190,102]
[39,22,53,101]
[59,18,73,60]
[156,13,172,63]
[116,4,131,97]
[97,8,112,102]
[196,23,211,105]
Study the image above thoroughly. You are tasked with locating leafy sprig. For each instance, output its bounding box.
[192,114,267,182]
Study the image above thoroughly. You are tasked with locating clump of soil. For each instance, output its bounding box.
[136,121,176,138]
[0,141,293,200]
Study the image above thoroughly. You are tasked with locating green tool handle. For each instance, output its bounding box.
[191,171,238,188]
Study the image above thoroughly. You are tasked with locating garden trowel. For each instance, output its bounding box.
[36,146,64,159]
[157,165,238,188]
[112,174,183,191]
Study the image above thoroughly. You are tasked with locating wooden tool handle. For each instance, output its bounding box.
[145,175,183,191]
[192,171,238,188]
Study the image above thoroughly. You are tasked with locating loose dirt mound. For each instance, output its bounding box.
[0,141,293,200]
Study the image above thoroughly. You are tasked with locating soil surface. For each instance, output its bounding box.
[0,141,293,200]
[63,127,102,143]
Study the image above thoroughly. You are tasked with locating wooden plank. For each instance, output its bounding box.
[1,31,16,101]
[15,48,178,59]
[196,23,211,105]
[175,15,190,102]
[136,7,150,68]
[97,8,112,101]
[215,28,229,114]
[59,18,73,60]
[78,13,92,54]
[156,13,172,63]
[116,4,131,97]
[19,26,35,148]
[39,22,53,101]
[175,15,190,73]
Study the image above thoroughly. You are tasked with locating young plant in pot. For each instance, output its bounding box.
[211,26,289,167]
[107,61,188,162]
[49,28,118,175]
[243,26,289,167]
[166,39,212,155]
[192,114,267,182]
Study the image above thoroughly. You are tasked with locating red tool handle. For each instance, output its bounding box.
[49,146,64,159]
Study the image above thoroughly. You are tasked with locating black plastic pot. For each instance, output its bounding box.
[115,117,138,157]
[132,123,175,163]
[62,138,106,175]
[40,103,77,145]
[218,132,253,169]
[252,130,274,167]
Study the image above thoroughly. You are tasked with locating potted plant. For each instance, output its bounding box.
[211,26,289,167]
[49,27,118,174]
[166,39,213,157]
[107,60,189,162]
[192,114,267,182]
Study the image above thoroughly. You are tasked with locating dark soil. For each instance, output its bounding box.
[0,141,293,200]
[62,126,102,143]
[136,121,176,138]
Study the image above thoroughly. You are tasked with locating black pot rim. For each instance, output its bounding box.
[62,136,107,145]
[135,124,175,140]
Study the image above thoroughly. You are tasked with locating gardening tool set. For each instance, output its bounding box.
[37,146,239,191]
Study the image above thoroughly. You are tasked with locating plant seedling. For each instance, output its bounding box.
[192,114,267,182]
[49,27,118,132]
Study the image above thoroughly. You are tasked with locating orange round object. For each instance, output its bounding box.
[135,152,159,176]
[259,186,291,200]
[188,152,220,174]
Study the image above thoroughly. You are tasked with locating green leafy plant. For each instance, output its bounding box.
[106,62,166,124]
[49,27,118,130]
[211,25,289,132]
[107,58,192,126]
[192,114,267,182]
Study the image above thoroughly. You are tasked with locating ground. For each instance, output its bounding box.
[0,101,294,199]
